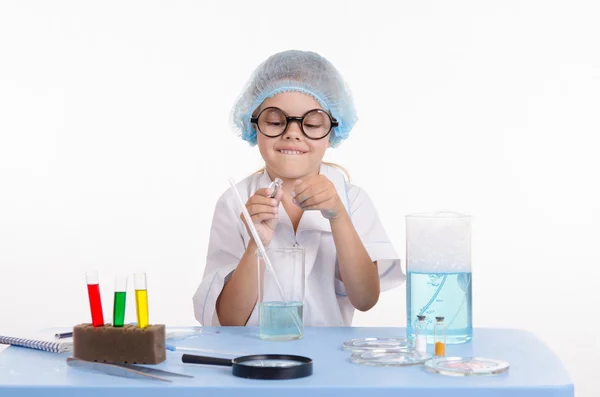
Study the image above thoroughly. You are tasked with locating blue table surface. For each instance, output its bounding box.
[0,326,573,397]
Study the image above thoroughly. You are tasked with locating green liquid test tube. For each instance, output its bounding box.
[113,275,127,327]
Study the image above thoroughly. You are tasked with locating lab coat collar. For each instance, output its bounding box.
[257,163,350,234]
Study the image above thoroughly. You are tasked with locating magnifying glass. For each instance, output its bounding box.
[181,353,313,380]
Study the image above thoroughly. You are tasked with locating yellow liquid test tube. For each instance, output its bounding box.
[134,273,149,328]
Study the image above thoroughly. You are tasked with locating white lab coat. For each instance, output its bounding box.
[192,163,405,326]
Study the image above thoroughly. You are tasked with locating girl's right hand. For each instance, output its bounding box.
[240,186,283,247]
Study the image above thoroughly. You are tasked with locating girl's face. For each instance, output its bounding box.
[254,91,331,181]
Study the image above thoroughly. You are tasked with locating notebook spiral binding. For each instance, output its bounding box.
[0,335,73,353]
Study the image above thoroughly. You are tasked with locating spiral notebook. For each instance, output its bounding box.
[0,332,73,354]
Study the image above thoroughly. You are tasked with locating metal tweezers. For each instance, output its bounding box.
[66,357,194,382]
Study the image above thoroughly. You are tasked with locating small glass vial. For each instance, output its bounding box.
[434,316,446,357]
[414,315,427,355]
[268,178,283,198]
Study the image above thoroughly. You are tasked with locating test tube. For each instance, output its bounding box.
[113,275,127,327]
[434,316,446,358]
[134,273,149,328]
[86,271,105,327]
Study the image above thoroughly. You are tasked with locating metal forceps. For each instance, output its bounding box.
[66,357,194,383]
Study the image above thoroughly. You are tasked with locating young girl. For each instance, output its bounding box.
[193,50,405,327]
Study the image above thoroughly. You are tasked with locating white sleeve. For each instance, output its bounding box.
[334,184,406,296]
[192,190,247,325]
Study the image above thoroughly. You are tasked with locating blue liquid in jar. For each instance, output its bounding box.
[406,271,472,344]
[259,301,304,340]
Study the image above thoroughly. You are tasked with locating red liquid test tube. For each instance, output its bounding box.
[86,271,105,327]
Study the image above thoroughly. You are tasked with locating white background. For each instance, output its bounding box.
[0,0,598,395]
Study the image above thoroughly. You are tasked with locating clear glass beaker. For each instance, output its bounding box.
[257,247,305,341]
[405,211,472,344]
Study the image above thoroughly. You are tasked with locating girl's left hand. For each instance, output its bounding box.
[291,176,346,220]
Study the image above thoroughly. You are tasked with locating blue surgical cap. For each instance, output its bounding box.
[231,50,358,148]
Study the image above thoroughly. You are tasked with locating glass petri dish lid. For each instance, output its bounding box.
[351,350,431,366]
[343,337,411,352]
[423,357,510,376]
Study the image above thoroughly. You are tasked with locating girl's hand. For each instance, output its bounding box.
[240,186,283,246]
[291,176,346,220]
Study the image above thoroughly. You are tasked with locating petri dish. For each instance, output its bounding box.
[351,350,431,367]
[423,357,510,376]
[165,326,212,340]
[343,337,411,352]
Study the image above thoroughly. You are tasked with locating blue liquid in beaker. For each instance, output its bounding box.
[406,271,472,344]
[259,301,304,340]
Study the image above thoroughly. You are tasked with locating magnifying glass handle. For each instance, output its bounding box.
[182,354,233,367]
